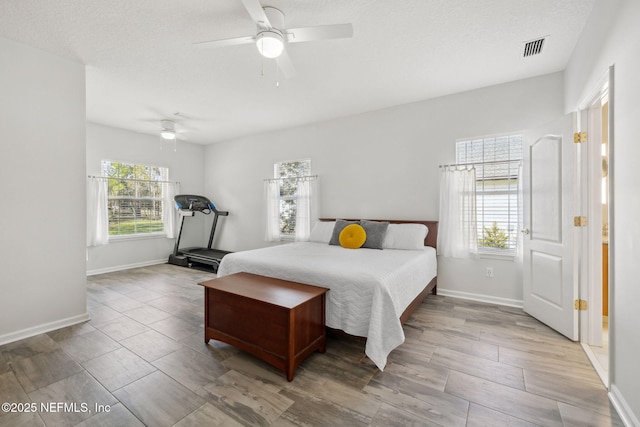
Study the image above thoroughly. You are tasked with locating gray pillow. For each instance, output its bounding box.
[360,220,390,249]
[329,219,359,246]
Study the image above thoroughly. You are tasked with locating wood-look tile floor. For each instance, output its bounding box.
[0,264,623,426]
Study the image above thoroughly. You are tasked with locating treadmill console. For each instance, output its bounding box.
[174,194,215,212]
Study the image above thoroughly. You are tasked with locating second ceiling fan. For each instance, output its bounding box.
[194,0,353,79]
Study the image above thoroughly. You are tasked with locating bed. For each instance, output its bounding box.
[216,219,438,370]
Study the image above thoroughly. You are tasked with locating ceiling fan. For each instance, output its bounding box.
[193,0,353,79]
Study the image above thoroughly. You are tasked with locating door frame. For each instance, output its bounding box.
[576,65,614,387]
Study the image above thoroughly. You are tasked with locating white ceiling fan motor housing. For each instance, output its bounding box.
[160,120,176,140]
[256,7,286,58]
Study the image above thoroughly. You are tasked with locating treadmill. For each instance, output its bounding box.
[168,194,232,272]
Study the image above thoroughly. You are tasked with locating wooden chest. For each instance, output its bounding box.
[198,272,328,381]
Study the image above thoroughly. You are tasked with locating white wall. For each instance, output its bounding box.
[86,123,207,274]
[0,37,87,344]
[565,0,640,424]
[204,72,564,304]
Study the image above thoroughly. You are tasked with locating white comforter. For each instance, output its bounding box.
[217,242,437,370]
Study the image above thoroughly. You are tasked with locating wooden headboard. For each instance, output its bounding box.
[319,219,439,249]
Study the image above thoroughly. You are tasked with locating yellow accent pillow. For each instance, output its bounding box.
[339,224,367,249]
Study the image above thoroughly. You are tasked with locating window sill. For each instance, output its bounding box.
[475,251,518,261]
[109,232,168,242]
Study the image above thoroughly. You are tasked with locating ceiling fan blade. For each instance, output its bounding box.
[287,23,353,43]
[240,0,272,29]
[193,35,255,49]
[276,50,296,79]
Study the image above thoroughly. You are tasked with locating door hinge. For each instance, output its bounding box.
[574,216,588,227]
[574,299,588,311]
[573,131,587,143]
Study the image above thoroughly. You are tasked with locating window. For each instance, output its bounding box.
[456,135,522,254]
[101,161,169,236]
[274,159,311,238]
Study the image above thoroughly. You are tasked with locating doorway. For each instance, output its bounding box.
[578,67,613,387]
[521,69,613,387]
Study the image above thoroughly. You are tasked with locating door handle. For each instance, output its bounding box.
[521,228,530,235]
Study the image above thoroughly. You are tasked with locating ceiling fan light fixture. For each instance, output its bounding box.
[161,130,176,140]
[160,120,176,140]
[256,31,284,58]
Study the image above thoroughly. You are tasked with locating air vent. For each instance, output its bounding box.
[523,37,545,57]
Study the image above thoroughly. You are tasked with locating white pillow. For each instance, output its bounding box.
[308,221,336,243]
[382,224,428,250]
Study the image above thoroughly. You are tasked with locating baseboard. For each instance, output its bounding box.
[581,342,609,386]
[437,288,523,308]
[87,258,167,276]
[0,312,90,346]
[610,384,640,427]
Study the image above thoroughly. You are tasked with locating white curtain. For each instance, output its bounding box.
[162,181,180,239]
[515,163,524,260]
[87,177,109,246]
[264,180,281,241]
[437,166,478,258]
[295,177,319,241]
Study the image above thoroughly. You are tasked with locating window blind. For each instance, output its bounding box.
[456,135,522,254]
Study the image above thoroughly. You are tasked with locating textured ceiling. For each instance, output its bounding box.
[0,0,594,144]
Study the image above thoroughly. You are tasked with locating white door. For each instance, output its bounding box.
[523,114,579,340]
